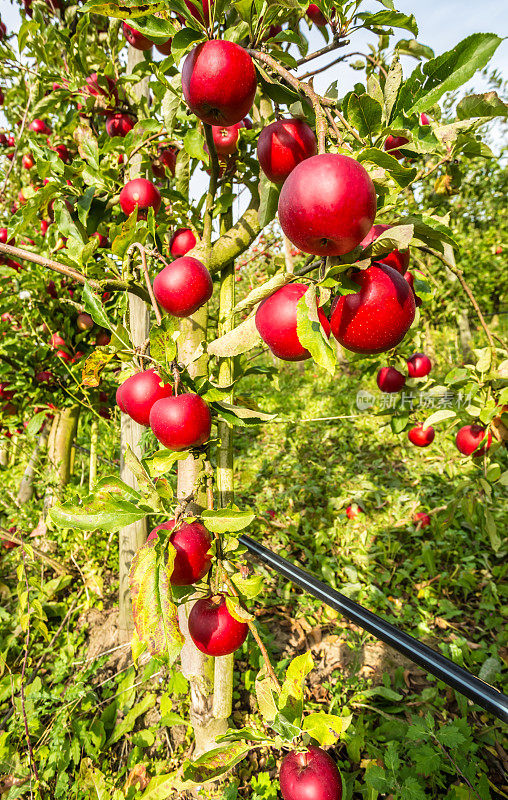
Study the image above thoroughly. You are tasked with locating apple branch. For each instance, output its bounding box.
[420,246,502,354]
[0,242,150,302]
[127,242,162,325]
[296,37,350,66]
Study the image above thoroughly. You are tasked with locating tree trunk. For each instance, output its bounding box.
[45,406,80,511]
[0,439,8,468]
[177,306,230,756]
[117,43,151,644]
[16,425,49,505]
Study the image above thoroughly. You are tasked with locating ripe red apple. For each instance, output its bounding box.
[92,232,109,248]
[56,349,71,361]
[122,22,153,50]
[50,332,66,349]
[188,593,248,656]
[212,121,244,156]
[413,511,431,528]
[116,369,173,427]
[119,178,161,219]
[105,113,135,137]
[420,113,430,126]
[147,520,212,585]
[407,353,431,378]
[0,22,6,40]
[76,312,94,331]
[29,118,51,135]
[0,383,14,400]
[35,370,54,384]
[330,264,415,354]
[7,135,15,147]
[95,330,111,346]
[346,504,364,520]
[0,228,13,245]
[384,135,409,160]
[83,73,118,106]
[53,144,71,163]
[455,424,492,456]
[185,0,213,23]
[153,256,213,317]
[359,224,410,274]
[158,146,178,175]
[257,119,317,184]
[279,747,342,800]
[46,280,58,298]
[169,228,197,257]
[156,38,172,56]
[255,283,330,361]
[22,153,34,169]
[149,393,211,450]
[403,271,422,307]
[278,154,376,256]
[182,41,257,126]
[377,367,406,393]
[408,424,435,447]
[306,4,327,25]
[495,246,503,255]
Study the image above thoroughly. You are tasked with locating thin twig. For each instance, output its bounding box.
[126,128,164,163]
[296,37,350,66]
[247,49,334,109]
[128,242,162,325]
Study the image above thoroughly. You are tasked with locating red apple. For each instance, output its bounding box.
[29,118,51,135]
[56,349,71,361]
[0,228,12,245]
[0,22,6,40]
[22,153,34,169]
[330,264,415,354]
[495,246,503,255]
[182,41,257,126]
[149,393,211,450]
[50,332,66,349]
[83,73,118,105]
[35,370,54,384]
[153,256,213,317]
[413,511,431,528]
[46,280,58,298]
[407,353,431,378]
[116,369,173,427]
[359,224,410,274]
[119,178,161,218]
[306,4,327,25]
[455,424,492,456]
[255,283,330,361]
[95,330,111,346]
[184,0,213,23]
[159,146,178,175]
[403,271,422,307]
[105,113,135,137]
[122,22,153,50]
[377,367,406,393]
[169,228,197,257]
[212,121,244,156]
[188,593,248,656]
[279,747,342,800]
[53,144,71,163]
[408,424,435,447]
[148,520,212,585]
[0,88,3,105]
[92,232,109,248]
[257,119,317,184]
[156,38,172,56]
[384,135,409,160]
[346,504,364,520]
[278,154,376,256]
[420,113,430,126]
[76,312,94,331]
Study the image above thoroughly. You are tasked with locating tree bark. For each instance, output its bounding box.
[16,426,49,505]
[117,43,151,643]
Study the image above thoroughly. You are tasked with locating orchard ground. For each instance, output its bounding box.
[1,315,506,797]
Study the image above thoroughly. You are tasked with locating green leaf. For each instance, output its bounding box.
[358,10,418,36]
[125,15,175,42]
[357,148,416,188]
[255,668,279,723]
[49,477,146,533]
[258,174,281,228]
[302,711,352,746]
[384,55,403,122]
[145,449,188,478]
[296,286,336,375]
[213,401,277,427]
[112,212,147,258]
[411,744,442,776]
[365,765,390,792]
[83,282,112,331]
[400,34,503,115]
[395,39,434,60]
[129,539,184,664]
[230,572,264,600]
[183,128,207,161]
[423,409,456,429]
[271,712,303,741]
[456,91,508,120]
[76,186,96,229]
[81,348,115,388]
[182,743,253,784]
[150,315,178,368]
[172,27,205,65]
[106,695,156,746]
[201,507,255,534]
[279,651,314,709]
[25,411,48,438]
[207,316,261,357]
[347,93,383,139]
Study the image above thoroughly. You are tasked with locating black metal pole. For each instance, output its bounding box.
[239,535,508,724]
